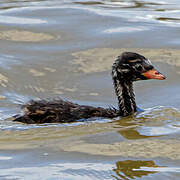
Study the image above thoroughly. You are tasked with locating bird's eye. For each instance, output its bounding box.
[135,64,142,71]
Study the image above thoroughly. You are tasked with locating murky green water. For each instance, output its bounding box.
[0,0,180,179]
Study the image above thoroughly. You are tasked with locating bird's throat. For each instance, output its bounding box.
[117,81,137,116]
[112,75,137,116]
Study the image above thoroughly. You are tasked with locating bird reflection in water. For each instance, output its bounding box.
[112,160,160,180]
[114,115,159,140]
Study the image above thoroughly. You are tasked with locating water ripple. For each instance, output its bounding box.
[0,160,180,180]
[0,0,180,27]
[115,106,180,139]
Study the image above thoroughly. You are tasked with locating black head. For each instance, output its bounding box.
[113,52,166,82]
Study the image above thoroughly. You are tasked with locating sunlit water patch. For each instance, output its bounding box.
[0,156,12,160]
[0,15,46,25]
[104,26,149,33]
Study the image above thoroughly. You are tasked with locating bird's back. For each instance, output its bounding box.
[13,98,118,124]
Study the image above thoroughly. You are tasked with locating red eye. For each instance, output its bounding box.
[155,71,160,75]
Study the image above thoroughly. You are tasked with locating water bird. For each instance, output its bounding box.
[13,52,166,124]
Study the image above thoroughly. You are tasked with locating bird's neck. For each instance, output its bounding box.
[112,68,137,117]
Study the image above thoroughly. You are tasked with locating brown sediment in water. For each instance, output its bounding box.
[43,67,56,72]
[72,48,180,73]
[1,120,180,160]
[61,139,180,160]
[0,122,116,150]
[29,69,46,77]
[0,30,55,42]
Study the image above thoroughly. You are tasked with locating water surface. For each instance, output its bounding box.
[0,0,180,179]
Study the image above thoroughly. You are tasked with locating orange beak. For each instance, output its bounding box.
[142,69,166,80]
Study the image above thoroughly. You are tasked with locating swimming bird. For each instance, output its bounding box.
[13,52,166,124]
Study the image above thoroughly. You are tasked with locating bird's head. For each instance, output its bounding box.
[114,52,166,82]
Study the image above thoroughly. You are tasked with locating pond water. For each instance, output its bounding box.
[0,0,180,179]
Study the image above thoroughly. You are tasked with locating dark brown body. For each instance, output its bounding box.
[14,98,118,124]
